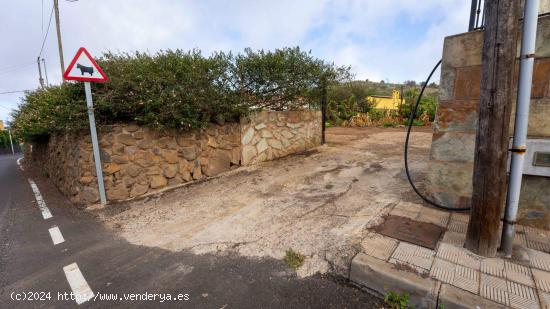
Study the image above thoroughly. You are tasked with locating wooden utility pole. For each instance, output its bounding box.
[465,0,521,257]
[54,0,65,79]
[320,76,327,145]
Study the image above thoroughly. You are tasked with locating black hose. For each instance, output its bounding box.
[404,59,471,211]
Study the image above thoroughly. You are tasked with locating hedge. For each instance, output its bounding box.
[11,47,350,141]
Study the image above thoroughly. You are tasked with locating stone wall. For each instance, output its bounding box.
[240,110,322,165]
[428,15,550,228]
[26,110,321,205]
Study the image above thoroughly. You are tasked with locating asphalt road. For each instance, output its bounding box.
[0,153,383,308]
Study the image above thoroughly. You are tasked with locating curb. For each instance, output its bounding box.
[350,253,506,309]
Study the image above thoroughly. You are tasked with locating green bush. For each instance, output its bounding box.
[11,47,349,142]
[0,130,14,148]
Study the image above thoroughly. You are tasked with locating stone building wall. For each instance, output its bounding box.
[428,15,550,228]
[26,110,321,205]
[240,110,322,165]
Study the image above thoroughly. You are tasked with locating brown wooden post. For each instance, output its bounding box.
[321,76,327,145]
[465,0,521,257]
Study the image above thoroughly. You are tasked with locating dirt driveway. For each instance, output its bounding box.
[95,126,434,278]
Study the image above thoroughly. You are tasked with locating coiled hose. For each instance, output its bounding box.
[404,59,471,211]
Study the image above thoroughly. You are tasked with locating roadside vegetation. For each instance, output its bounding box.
[11,47,350,142]
[325,80,439,127]
[283,248,306,271]
[0,130,15,150]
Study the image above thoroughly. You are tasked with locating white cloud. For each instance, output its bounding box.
[0,0,470,122]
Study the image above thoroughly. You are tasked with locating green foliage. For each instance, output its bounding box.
[384,291,412,309]
[283,248,306,271]
[0,130,14,148]
[11,47,349,141]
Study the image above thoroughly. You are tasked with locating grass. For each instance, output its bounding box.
[283,248,306,270]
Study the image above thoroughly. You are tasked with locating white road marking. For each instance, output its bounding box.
[16,157,24,170]
[63,263,94,305]
[28,179,53,219]
[48,226,65,245]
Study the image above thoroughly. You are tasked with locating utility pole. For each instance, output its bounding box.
[37,57,45,88]
[320,75,327,145]
[54,0,65,79]
[465,0,521,257]
[42,58,49,86]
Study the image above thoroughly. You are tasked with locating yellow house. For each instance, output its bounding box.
[0,120,4,131]
[367,89,404,110]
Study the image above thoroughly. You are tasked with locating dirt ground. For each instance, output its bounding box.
[94,126,434,278]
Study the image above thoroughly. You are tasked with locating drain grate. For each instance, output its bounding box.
[371,215,444,250]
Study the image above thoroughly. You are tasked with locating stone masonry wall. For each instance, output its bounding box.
[27,110,321,205]
[240,110,322,165]
[428,15,550,228]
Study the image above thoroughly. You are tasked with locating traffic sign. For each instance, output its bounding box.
[63,47,108,205]
[63,47,108,82]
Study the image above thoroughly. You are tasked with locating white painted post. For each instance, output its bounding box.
[84,82,107,205]
[7,127,15,155]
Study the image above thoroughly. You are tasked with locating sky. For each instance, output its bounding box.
[0,0,470,123]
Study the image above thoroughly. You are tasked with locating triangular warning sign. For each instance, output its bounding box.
[63,47,108,82]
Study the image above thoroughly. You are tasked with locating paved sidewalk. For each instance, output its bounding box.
[350,201,550,309]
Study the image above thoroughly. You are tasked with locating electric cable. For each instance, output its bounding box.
[404,59,471,211]
[38,4,55,58]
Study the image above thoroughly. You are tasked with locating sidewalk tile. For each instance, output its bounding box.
[361,233,399,261]
[530,249,550,272]
[481,258,505,278]
[480,273,510,306]
[430,258,456,284]
[416,208,450,227]
[505,261,535,287]
[390,242,435,273]
[507,281,539,309]
[437,243,481,270]
[441,231,466,247]
[448,217,468,234]
[539,291,550,309]
[452,265,479,294]
[533,269,550,293]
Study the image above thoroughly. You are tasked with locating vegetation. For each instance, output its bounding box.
[326,80,439,127]
[11,47,349,142]
[0,130,14,149]
[384,291,412,309]
[283,248,306,271]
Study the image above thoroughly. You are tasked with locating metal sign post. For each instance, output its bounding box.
[84,82,107,205]
[63,47,109,205]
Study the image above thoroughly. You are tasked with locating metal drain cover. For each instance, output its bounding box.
[371,215,444,250]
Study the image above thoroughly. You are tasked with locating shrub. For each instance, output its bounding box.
[11,47,350,142]
[283,249,306,270]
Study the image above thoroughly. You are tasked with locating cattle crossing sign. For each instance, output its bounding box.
[63,47,108,82]
[63,47,108,205]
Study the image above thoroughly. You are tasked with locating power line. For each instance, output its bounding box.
[38,4,55,58]
[0,90,32,95]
